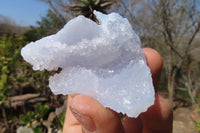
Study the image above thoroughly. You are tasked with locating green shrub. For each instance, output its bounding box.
[24,10,66,42]
[195,106,200,132]
[35,104,50,120]
[0,35,28,104]
[19,104,50,127]
[53,112,65,129]
[19,111,36,127]
[195,121,200,132]
[33,126,43,133]
[0,34,54,106]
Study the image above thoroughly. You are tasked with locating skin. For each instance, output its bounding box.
[63,48,173,133]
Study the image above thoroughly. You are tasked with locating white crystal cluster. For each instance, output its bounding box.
[21,11,155,117]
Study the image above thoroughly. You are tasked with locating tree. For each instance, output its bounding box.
[179,68,200,105]
[0,15,28,36]
[147,0,200,106]
[24,10,67,41]
[113,0,200,106]
[36,0,71,19]
[36,0,200,106]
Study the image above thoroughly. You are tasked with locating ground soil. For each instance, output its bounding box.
[158,91,200,133]
[173,106,200,133]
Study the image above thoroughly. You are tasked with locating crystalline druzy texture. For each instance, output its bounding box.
[21,11,155,117]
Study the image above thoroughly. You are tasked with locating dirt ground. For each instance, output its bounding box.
[0,91,199,133]
[158,91,200,133]
[173,106,200,133]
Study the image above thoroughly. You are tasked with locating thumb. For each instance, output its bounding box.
[69,95,124,133]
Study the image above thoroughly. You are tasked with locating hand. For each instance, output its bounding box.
[63,48,173,133]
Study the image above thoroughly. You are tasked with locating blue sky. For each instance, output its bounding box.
[0,0,49,26]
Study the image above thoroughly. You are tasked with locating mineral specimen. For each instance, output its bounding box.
[21,11,155,117]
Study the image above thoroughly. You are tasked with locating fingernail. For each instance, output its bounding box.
[70,106,96,132]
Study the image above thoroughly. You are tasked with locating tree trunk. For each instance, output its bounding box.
[168,78,173,107]
[167,49,173,107]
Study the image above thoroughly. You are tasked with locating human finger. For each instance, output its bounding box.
[140,94,173,133]
[69,95,124,133]
[63,94,83,133]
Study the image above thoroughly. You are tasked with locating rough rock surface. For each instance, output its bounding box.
[21,11,155,117]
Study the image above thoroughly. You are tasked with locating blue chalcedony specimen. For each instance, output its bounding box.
[21,11,155,117]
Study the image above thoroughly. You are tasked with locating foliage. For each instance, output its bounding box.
[0,7,68,132]
[0,34,52,106]
[19,104,50,128]
[18,104,65,131]
[0,35,27,105]
[24,10,67,42]
[114,0,200,106]
[38,0,116,23]
[8,115,17,123]
[19,111,36,127]
[35,104,50,119]
[0,14,28,35]
[69,0,115,22]
[33,125,44,133]
[195,106,200,132]
[1,0,200,132]
[195,121,200,132]
[53,112,65,129]
[197,106,200,113]
[179,70,200,105]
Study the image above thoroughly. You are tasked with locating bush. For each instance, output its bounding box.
[0,34,54,106]
[0,35,28,104]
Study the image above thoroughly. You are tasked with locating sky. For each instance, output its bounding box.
[0,0,49,26]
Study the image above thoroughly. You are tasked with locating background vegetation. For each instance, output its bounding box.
[0,0,200,132]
